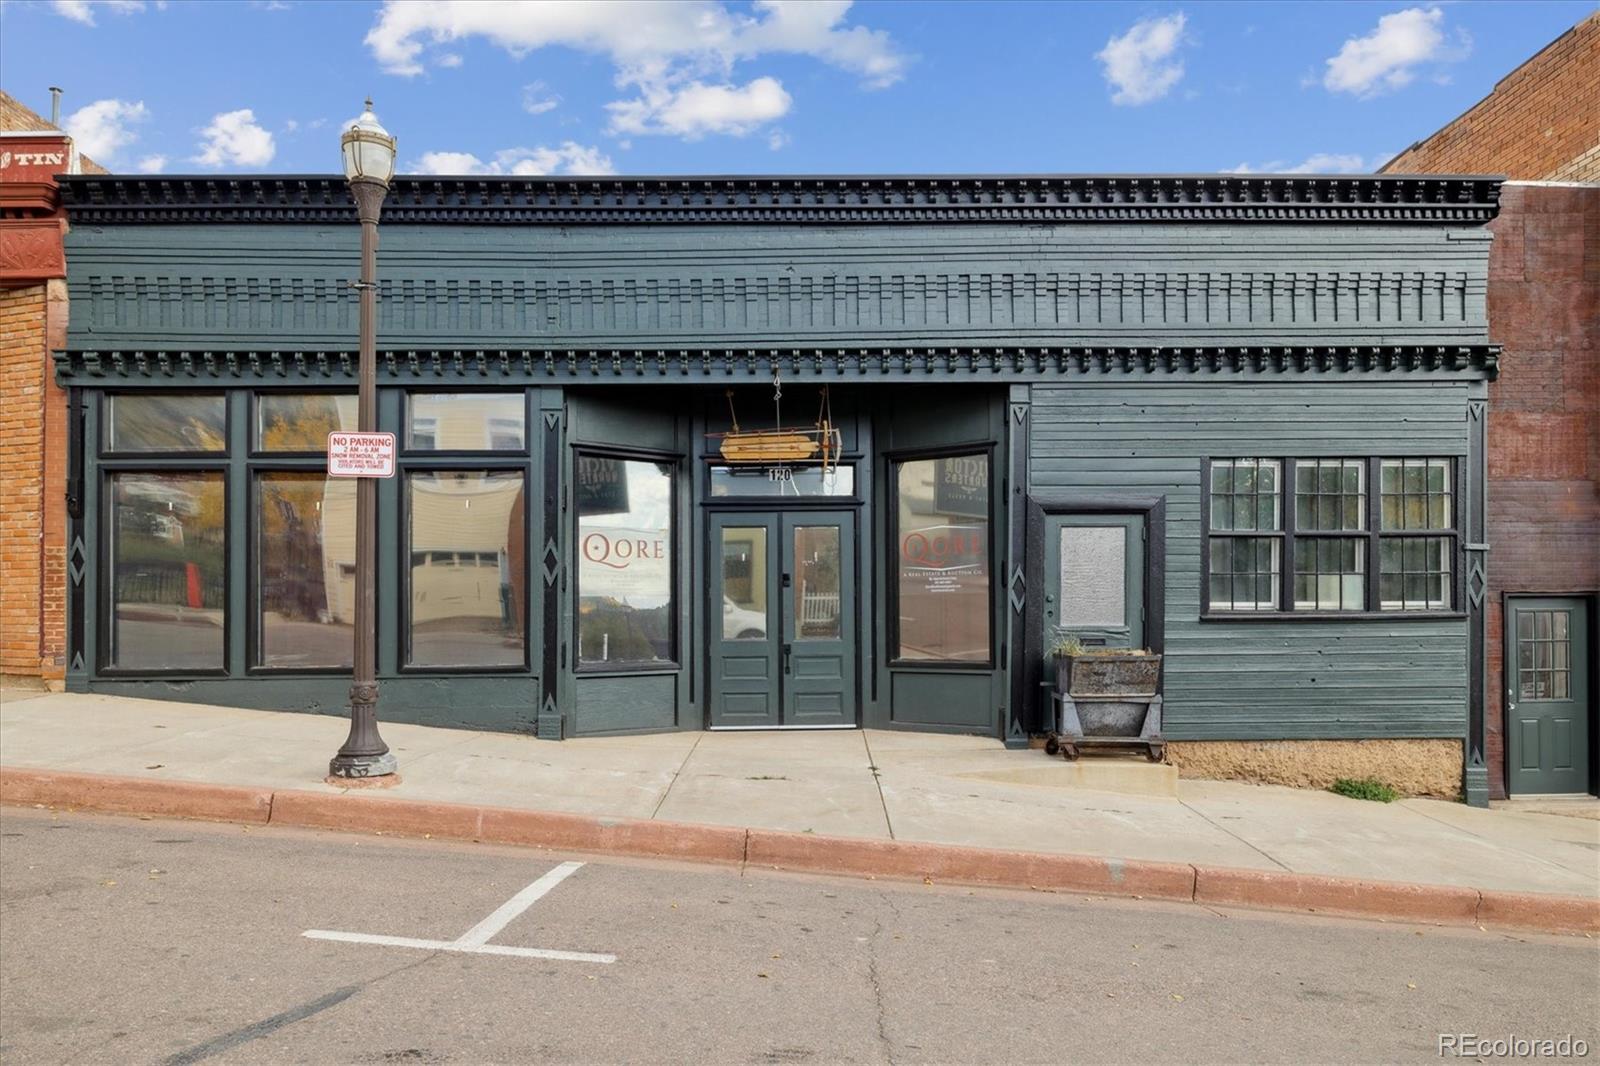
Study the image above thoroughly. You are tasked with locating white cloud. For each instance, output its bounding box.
[1223,152,1391,175]
[50,0,149,25]
[364,0,904,141]
[1322,7,1467,97]
[63,98,148,162]
[767,128,791,151]
[134,154,168,174]
[410,142,616,176]
[437,52,463,68]
[607,77,791,139]
[521,82,560,115]
[192,109,276,167]
[1097,12,1188,106]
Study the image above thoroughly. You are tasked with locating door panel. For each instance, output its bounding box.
[782,513,855,726]
[710,517,779,727]
[1043,514,1146,651]
[1507,597,1592,795]
[709,510,856,727]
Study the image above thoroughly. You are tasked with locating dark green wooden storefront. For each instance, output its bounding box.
[54,174,1504,804]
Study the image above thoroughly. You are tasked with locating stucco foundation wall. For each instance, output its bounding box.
[1167,739,1464,799]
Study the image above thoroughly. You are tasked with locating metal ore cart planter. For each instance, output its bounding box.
[1045,651,1165,762]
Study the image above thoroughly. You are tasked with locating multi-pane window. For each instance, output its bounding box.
[1206,457,1457,616]
[1293,460,1366,611]
[1207,459,1281,611]
[1378,460,1453,611]
[1517,610,1571,701]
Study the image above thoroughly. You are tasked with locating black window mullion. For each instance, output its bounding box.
[1282,456,1296,612]
[1366,457,1381,612]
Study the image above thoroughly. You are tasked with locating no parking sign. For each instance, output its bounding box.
[327,432,396,478]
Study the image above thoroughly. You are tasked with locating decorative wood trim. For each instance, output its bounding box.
[54,344,1502,385]
[58,173,1505,226]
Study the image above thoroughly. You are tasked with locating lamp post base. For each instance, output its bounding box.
[329,750,399,779]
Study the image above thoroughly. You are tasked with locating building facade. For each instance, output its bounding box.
[55,173,1504,801]
[0,89,104,684]
[1381,12,1599,800]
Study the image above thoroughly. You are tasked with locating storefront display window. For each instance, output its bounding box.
[576,454,675,667]
[108,471,226,670]
[256,473,355,668]
[406,470,526,668]
[893,453,990,663]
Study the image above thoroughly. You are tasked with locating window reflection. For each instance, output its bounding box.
[721,528,768,640]
[577,455,674,666]
[257,473,355,668]
[256,394,358,452]
[109,472,226,670]
[107,395,226,452]
[894,455,990,662]
[407,471,526,668]
[408,394,525,451]
[794,526,841,639]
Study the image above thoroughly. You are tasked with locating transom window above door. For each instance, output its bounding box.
[1203,456,1459,618]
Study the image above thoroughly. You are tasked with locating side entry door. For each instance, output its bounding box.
[1043,514,1146,652]
[1507,597,1592,795]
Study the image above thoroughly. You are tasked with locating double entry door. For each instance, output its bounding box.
[709,511,856,728]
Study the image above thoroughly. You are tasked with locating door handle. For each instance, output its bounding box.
[783,643,792,674]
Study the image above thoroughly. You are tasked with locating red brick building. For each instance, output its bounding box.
[1383,13,1598,798]
[0,90,102,684]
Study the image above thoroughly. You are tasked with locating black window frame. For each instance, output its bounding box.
[572,445,682,675]
[1201,455,1465,622]
[886,444,997,670]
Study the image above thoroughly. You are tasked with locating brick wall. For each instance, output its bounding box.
[1381,12,1599,181]
[1483,182,1600,797]
[0,282,67,680]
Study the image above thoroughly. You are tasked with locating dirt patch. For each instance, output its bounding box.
[1166,739,1462,799]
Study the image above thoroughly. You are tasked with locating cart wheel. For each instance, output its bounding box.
[1061,743,1081,761]
[1044,737,1060,756]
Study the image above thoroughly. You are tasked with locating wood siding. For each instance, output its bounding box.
[1030,381,1470,741]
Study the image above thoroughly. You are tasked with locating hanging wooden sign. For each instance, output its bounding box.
[718,431,820,463]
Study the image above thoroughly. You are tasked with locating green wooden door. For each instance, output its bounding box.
[1507,597,1592,795]
[709,511,856,728]
[782,512,855,727]
[1044,514,1146,651]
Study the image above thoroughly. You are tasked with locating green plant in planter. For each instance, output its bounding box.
[1329,777,1399,803]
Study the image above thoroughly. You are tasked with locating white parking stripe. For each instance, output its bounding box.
[301,860,613,964]
[302,929,615,964]
[451,861,585,948]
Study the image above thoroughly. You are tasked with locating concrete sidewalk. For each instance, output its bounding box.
[2,689,1596,900]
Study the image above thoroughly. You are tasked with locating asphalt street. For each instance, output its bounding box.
[0,806,1596,1065]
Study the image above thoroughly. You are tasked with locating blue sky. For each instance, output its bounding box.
[1,0,1593,176]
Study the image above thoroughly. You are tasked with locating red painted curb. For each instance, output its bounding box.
[4,767,1596,934]
[746,829,1197,901]
[1477,890,1600,935]
[477,806,747,864]
[1194,865,1481,924]
[0,768,271,825]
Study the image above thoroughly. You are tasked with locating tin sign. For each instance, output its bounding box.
[327,432,396,478]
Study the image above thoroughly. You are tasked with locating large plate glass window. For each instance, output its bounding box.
[407,393,525,452]
[893,453,990,663]
[256,394,358,452]
[256,472,356,668]
[406,470,527,668]
[1207,459,1281,611]
[106,394,226,453]
[576,454,675,668]
[108,471,225,670]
